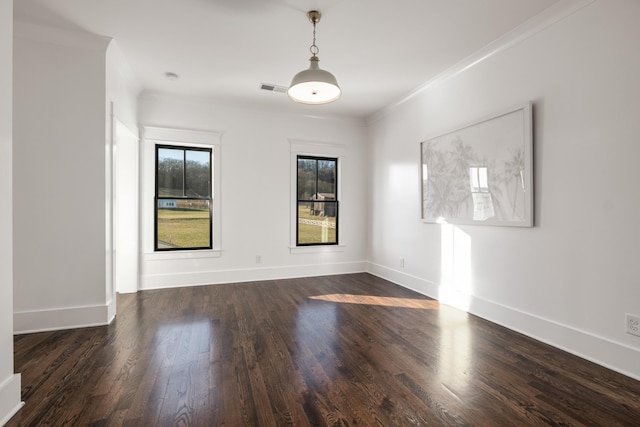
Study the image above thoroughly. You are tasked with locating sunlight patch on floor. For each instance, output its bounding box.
[309,294,439,309]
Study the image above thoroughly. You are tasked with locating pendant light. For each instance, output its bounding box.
[288,10,341,105]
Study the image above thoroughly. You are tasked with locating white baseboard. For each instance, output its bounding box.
[366,261,640,381]
[367,262,440,298]
[469,296,640,381]
[0,374,23,426]
[141,261,367,290]
[106,298,116,324]
[14,301,115,334]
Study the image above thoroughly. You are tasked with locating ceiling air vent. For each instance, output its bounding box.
[260,83,288,93]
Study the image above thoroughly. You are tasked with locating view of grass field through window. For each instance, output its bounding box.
[297,156,338,245]
[156,146,212,250]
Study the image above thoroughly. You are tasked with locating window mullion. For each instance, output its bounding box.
[182,150,187,197]
[314,159,319,198]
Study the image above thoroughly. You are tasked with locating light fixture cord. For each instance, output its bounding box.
[310,19,319,57]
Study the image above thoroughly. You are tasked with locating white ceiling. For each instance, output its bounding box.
[14,0,561,120]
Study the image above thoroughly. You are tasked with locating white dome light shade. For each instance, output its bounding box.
[288,57,341,105]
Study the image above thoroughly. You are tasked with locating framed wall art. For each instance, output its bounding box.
[420,103,533,227]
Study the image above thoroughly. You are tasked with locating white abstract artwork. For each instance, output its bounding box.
[420,103,533,227]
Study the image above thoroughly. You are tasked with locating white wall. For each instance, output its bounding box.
[13,23,114,333]
[0,2,23,424]
[106,41,139,132]
[138,92,368,289]
[367,0,640,379]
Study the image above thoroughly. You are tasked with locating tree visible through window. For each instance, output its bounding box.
[297,156,338,245]
[155,145,212,250]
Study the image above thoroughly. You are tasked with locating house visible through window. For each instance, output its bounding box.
[297,156,338,245]
[155,145,212,250]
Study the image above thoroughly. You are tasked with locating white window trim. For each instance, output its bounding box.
[142,126,222,259]
[289,139,346,254]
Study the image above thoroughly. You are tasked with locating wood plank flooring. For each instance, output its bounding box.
[9,273,640,426]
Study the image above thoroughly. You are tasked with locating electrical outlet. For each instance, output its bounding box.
[626,313,640,337]
[400,258,405,268]
[256,255,261,264]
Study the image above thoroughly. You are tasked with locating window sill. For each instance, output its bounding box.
[289,245,345,254]
[145,249,222,261]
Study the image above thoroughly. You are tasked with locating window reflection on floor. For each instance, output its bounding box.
[294,301,338,378]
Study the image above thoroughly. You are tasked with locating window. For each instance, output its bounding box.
[296,156,338,245]
[469,166,494,221]
[155,145,212,251]
[469,166,489,193]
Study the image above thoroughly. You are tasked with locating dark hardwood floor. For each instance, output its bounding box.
[9,273,640,426]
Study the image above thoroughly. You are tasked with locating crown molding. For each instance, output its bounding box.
[366,0,596,125]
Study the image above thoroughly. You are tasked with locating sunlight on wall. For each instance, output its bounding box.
[439,224,472,312]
